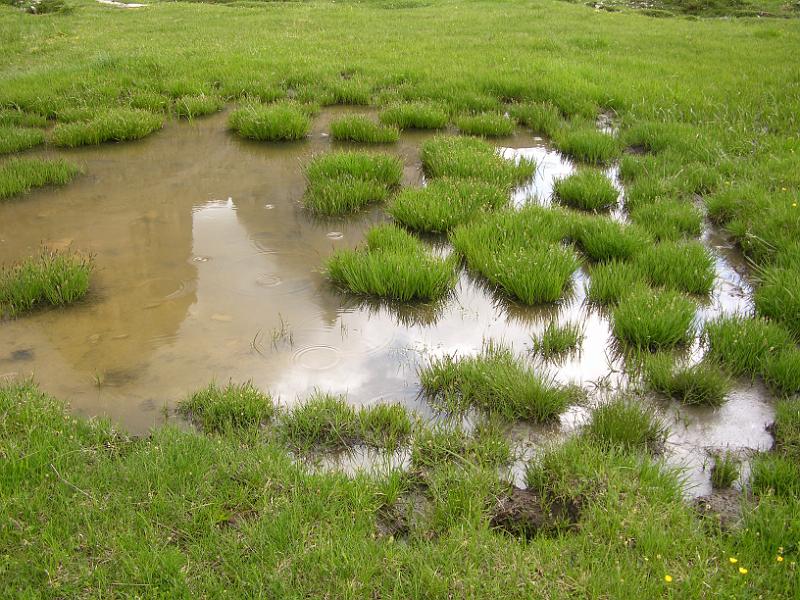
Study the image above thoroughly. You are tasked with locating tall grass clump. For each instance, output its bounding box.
[330,115,399,143]
[229,102,310,141]
[51,109,163,147]
[509,101,563,137]
[379,102,449,130]
[178,382,275,433]
[586,260,645,305]
[0,126,45,155]
[357,403,412,450]
[419,343,577,422]
[762,349,800,396]
[532,321,584,358]
[643,353,730,406]
[451,207,579,304]
[421,135,534,188]
[710,451,740,489]
[612,286,696,350]
[553,169,618,212]
[629,198,703,241]
[455,113,514,137]
[303,151,403,216]
[704,315,794,377]
[0,109,48,128]
[411,422,511,469]
[754,266,800,340]
[0,157,81,200]
[571,215,649,262]
[554,124,619,165]
[388,177,509,233]
[174,94,224,119]
[583,396,666,453]
[0,249,92,318]
[325,224,456,301]
[280,392,359,451]
[634,240,715,296]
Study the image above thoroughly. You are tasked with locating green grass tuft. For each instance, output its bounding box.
[419,343,578,422]
[633,240,715,296]
[710,450,739,489]
[179,382,275,433]
[571,215,649,262]
[229,102,310,141]
[357,403,413,451]
[174,94,224,119]
[553,169,618,212]
[629,198,703,241]
[411,422,511,470]
[421,135,534,187]
[51,109,163,147]
[554,124,619,165]
[583,396,666,453]
[302,177,390,216]
[378,102,449,130]
[330,115,399,143]
[0,249,92,318]
[0,157,81,200]
[704,315,794,378]
[762,349,800,396]
[532,321,584,358]
[0,126,45,155]
[612,286,696,350]
[455,113,514,137]
[325,224,456,301]
[643,353,730,406]
[280,392,359,451]
[754,266,800,340]
[509,101,563,137]
[0,109,48,128]
[388,177,509,233]
[586,260,646,305]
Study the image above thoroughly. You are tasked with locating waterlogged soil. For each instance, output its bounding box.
[0,109,774,496]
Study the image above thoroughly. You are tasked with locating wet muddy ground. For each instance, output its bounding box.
[0,109,775,496]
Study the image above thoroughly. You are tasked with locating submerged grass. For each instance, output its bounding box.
[388,177,509,233]
[531,321,584,358]
[0,126,44,155]
[179,382,275,433]
[643,353,730,406]
[0,249,92,318]
[378,102,449,130]
[553,169,618,212]
[228,102,310,141]
[612,286,696,350]
[330,115,399,143]
[51,109,163,147]
[419,343,577,422]
[583,396,666,453]
[0,157,81,200]
[421,135,534,187]
[325,224,457,301]
[455,113,514,137]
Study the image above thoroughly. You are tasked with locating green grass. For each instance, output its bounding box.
[0,109,48,128]
[179,381,275,433]
[583,396,666,453]
[554,124,620,165]
[763,349,800,396]
[455,113,515,137]
[330,115,399,143]
[174,94,224,119]
[629,198,704,241]
[410,422,512,470]
[586,260,646,305]
[419,343,578,422]
[388,177,509,233]
[378,102,449,130]
[710,450,740,489]
[228,102,310,141]
[0,157,81,200]
[643,353,730,406]
[612,286,697,350]
[357,403,413,451]
[704,315,795,378]
[531,321,584,358]
[553,169,618,212]
[325,224,457,302]
[633,240,716,296]
[0,249,92,318]
[51,108,163,147]
[571,215,649,262]
[772,399,800,458]
[754,266,800,340]
[302,177,390,216]
[0,126,44,154]
[509,101,563,137]
[421,135,535,187]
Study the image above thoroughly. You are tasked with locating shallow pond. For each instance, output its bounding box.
[0,109,775,496]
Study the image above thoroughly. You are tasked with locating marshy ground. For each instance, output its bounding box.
[1,0,799,596]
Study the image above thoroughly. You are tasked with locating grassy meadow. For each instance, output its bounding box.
[1,0,799,596]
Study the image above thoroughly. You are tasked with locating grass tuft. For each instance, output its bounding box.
[554,124,619,164]
[643,353,730,406]
[509,101,563,137]
[571,215,649,262]
[280,392,358,451]
[421,135,534,187]
[229,102,310,141]
[754,266,800,340]
[629,198,703,241]
[0,157,81,200]
[51,109,163,147]
[330,115,399,143]
[179,382,275,433]
[553,169,618,212]
[0,249,92,318]
[586,260,645,305]
[0,109,48,128]
[411,422,511,470]
[704,315,794,378]
[174,94,224,119]
[612,286,696,350]
[532,321,584,358]
[379,102,449,130]
[455,113,514,137]
[0,126,45,155]
[633,240,715,296]
[583,396,666,453]
[710,450,739,489]
[762,349,800,396]
[357,403,413,451]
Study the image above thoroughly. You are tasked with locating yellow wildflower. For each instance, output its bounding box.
[664,575,673,583]
[777,556,784,563]
[739,567,748,575]
[729,557,738,564]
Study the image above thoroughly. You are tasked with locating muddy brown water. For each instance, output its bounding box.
[0,109,774,496]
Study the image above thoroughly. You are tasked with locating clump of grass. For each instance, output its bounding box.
[772,399,800,458]
[451,206,580,305]
[174,94,224,119]
[509,101,563,137]
[330,115,399,143]
[704,315,794,377]
[357,403,412,451]
[421,135,534,187]
[280,392,359,451]
[127,90,171,112]
[612,286,696,350]
[643,353,730,406]
[51,109,163,147]
[455,113,514,137]
[751,453,800,499]
[0,157,81,200]
[179,382,275,433]
[553,169,618,212]
[754,267,800,340]
[634,240,715,296]
[419,343,578,422]
[629,198,703,241]
[388,177,509,233]
[379,102,449,130]
[228,102,310,141]
[586,260,645,305]
[571,215,649,262]
[762,349,800,396]
[303,151,403,215]
[0,109,48,128]
[411,422,511,469]
[0,249,92,318]
[325,224,456,301]
[0,126,45,155]
[532,321,584,358]
[583,396,666,453]
[710,450,740,489]
[554,124,619,164]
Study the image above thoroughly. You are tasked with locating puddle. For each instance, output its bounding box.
[0,109,774,497]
